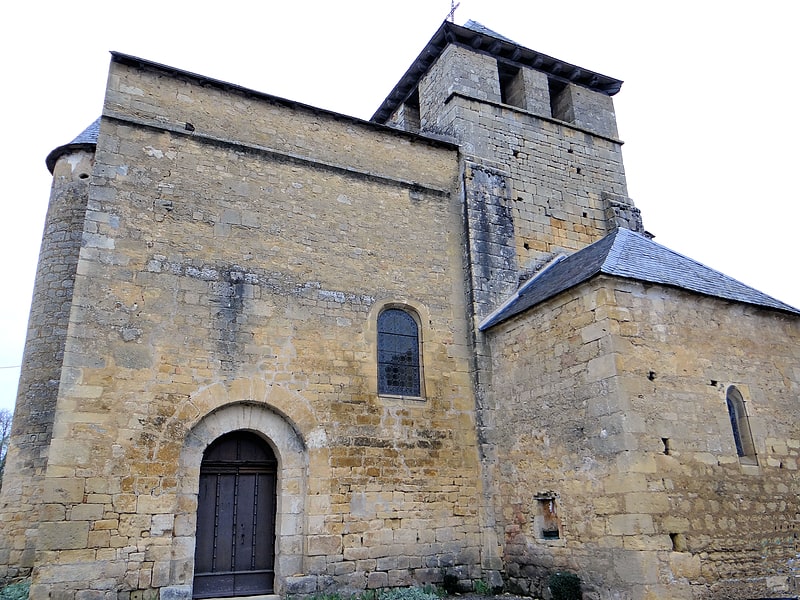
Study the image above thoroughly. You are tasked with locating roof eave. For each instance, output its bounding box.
[483,270,800,333]
[45,117,102,173]
[371,20,623,124]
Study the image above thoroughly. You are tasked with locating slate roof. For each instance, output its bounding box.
[479,227,800,330]
[45,118,101,173]
[462,20,518,44]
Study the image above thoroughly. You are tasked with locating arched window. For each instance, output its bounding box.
[726,386,757,464]
[377,308,421,396]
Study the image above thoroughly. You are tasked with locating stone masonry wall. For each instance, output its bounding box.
[561,83,619,140]
[610,279,800,600]
[484,279,624,597]
[0,149,93,580]
[443,95,630,275]
[486,276,800,599]
[411,43,645,594]
[26,58,482,599]
[418,43,635,280]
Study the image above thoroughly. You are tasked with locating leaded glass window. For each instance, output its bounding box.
[378,309,421,396]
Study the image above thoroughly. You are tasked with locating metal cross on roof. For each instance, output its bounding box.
[446,1,460,23]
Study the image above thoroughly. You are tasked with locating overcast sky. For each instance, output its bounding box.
[1,1,798,412]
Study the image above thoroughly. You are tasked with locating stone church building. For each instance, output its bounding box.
[1,19,798,600]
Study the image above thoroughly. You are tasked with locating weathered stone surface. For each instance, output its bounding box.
[157,585,191,600]
[1,19,797,600]
[487,277,799,596]
[37,522,90,551]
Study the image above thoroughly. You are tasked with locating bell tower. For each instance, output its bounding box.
[375,20,643,319]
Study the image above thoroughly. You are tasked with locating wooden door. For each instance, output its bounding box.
[193,431,277,598]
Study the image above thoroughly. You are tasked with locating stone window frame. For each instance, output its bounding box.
[726,385,758,465]
[532,492,565,546]
[377,305,425,399]
[366,299,430,402]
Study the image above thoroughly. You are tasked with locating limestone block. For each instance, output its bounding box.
[158,586,191,600]
[607,514,655,536]
[70,504,104,521]
[92,519,119,530]
[307,534,342,556]
[151,559,171,587]
[581,322,610,344]
[37,521,90,551]
[367,571,389,589]
[612,550,659,584]
[660,516,690,532]
[624,492,670,514]
[622,534,670,551]
[75,591,105,600]
[285,576,318,594]
[641,583,693,600]
[43,478,85,503]
[41,504,67,521]
[118,514,151,537]
[587,353,617,382]
[614,452,657,474]
[36,559,126,584]
[669,552,701,579]
[87,530,110,548]
[147,514,173,536]
[137,495,177,514]
[171,514,195,538]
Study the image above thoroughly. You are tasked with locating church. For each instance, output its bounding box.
[1,18,798,600]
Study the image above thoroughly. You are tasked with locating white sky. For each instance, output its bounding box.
[1,1,798,412]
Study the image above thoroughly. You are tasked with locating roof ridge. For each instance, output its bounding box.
[482,227,799,329]
[600,229,800,314]
[462,20,518,44]
[600,227,626,271]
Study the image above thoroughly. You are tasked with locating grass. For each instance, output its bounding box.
[0,580,29,600]
[299,588,442,600]
[473,580,492,596]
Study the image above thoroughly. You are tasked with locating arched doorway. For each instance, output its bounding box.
[193,431,277,598]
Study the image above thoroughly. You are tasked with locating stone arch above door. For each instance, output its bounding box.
[166,401,308,598]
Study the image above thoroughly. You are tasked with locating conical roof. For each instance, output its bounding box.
[45,118,100,173]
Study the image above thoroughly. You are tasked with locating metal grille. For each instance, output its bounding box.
[378,309,420,396]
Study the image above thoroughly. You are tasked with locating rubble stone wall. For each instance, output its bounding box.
[486,276,800,599]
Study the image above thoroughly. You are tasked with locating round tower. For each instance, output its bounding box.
[0,119,98,578]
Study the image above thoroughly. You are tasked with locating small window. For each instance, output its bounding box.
[670,532,688,552]
[534,496,560,540]
[726,386,757,464]
[377,308,421,396]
